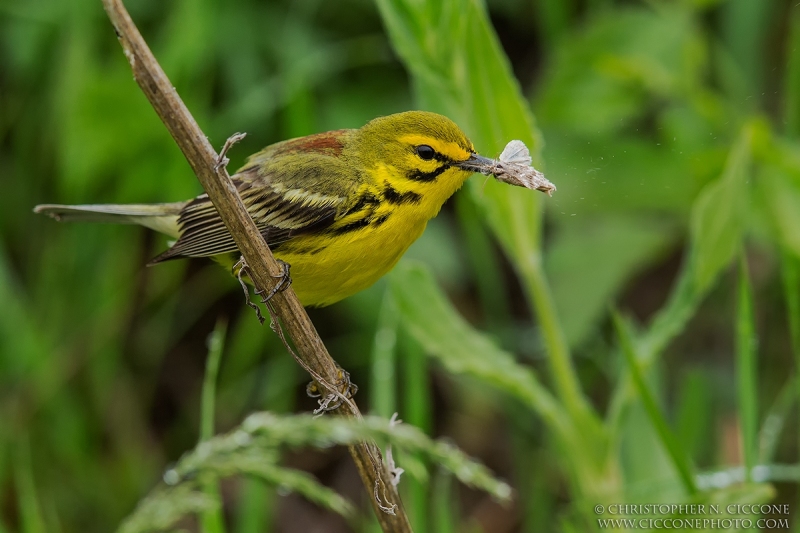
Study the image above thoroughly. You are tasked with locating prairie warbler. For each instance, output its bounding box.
[35,111,550,306]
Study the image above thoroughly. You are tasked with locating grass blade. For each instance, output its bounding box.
[647,123,754,357]
[13,437,47,533]
[612,311,697,495]
[401,330,432,435]
[675,369,713,464]
[200,319,228,533]
[780,250,800,532]
[201,318,228,443]
[758,375,795,464]
[609,123,756,430]
[233,356,299,533]
[370,291,399,418]
[783,252,800,376]
[736,257,758,482]
[431,471,457,533]
[400,331,431,533]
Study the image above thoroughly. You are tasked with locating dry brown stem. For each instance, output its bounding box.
[100,1,412,530]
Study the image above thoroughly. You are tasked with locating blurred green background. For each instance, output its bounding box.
[3,0,800,531]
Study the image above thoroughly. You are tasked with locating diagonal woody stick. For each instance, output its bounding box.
[99,1,412,530]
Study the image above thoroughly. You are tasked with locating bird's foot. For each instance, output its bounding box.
[232,257,292,324]
[232,255,265,324]
[254,259,292,304]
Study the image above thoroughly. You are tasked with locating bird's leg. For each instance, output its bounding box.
[307,365,359,415]
[237,255,352,415]
[232,255,265,324]
[254,259,292,304]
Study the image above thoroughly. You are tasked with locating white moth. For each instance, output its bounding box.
[490,140,556,196]
[460,140,556,196]
[499,139,533,167]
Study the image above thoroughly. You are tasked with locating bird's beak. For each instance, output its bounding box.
[455,153,497,174]
[455,152,557,196]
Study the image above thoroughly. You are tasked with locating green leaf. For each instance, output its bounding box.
[535,7,703,136]
[376,0,544,257]
[760,167,800,258]
[376,0,591,421]
[389,261,563,429]
[642,122,755,362]
[689,128,751,292]
[546,215,673,347]
[608,125,754,432]
[454,193,512,339]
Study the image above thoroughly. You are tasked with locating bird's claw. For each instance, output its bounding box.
[233,256,265,324]
[254,259,292,304]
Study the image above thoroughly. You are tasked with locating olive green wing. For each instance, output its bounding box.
[149,130,364,264]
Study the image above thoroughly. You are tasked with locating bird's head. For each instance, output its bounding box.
[351,111,551,196]
[351,111,475,191]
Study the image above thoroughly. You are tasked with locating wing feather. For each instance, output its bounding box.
[149,133,362,264]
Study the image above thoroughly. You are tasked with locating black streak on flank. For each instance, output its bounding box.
[383,183,422,205]
[344,192,380,216]
[372,214,390,227]
[332,217,373,235]
[407,164,448,183]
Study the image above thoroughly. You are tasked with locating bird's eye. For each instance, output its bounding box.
[416,145,435,161]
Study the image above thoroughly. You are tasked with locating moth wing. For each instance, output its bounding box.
[499,140,532,166]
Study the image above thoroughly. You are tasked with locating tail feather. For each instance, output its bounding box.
[34,202,186,238]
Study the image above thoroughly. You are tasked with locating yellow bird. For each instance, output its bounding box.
[35,111,551,307]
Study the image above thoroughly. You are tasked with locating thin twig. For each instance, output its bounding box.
[99,1,412,530]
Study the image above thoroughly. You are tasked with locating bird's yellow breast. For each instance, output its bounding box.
[272,165,469,306]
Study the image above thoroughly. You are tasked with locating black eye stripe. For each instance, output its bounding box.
[414,144,455,164]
